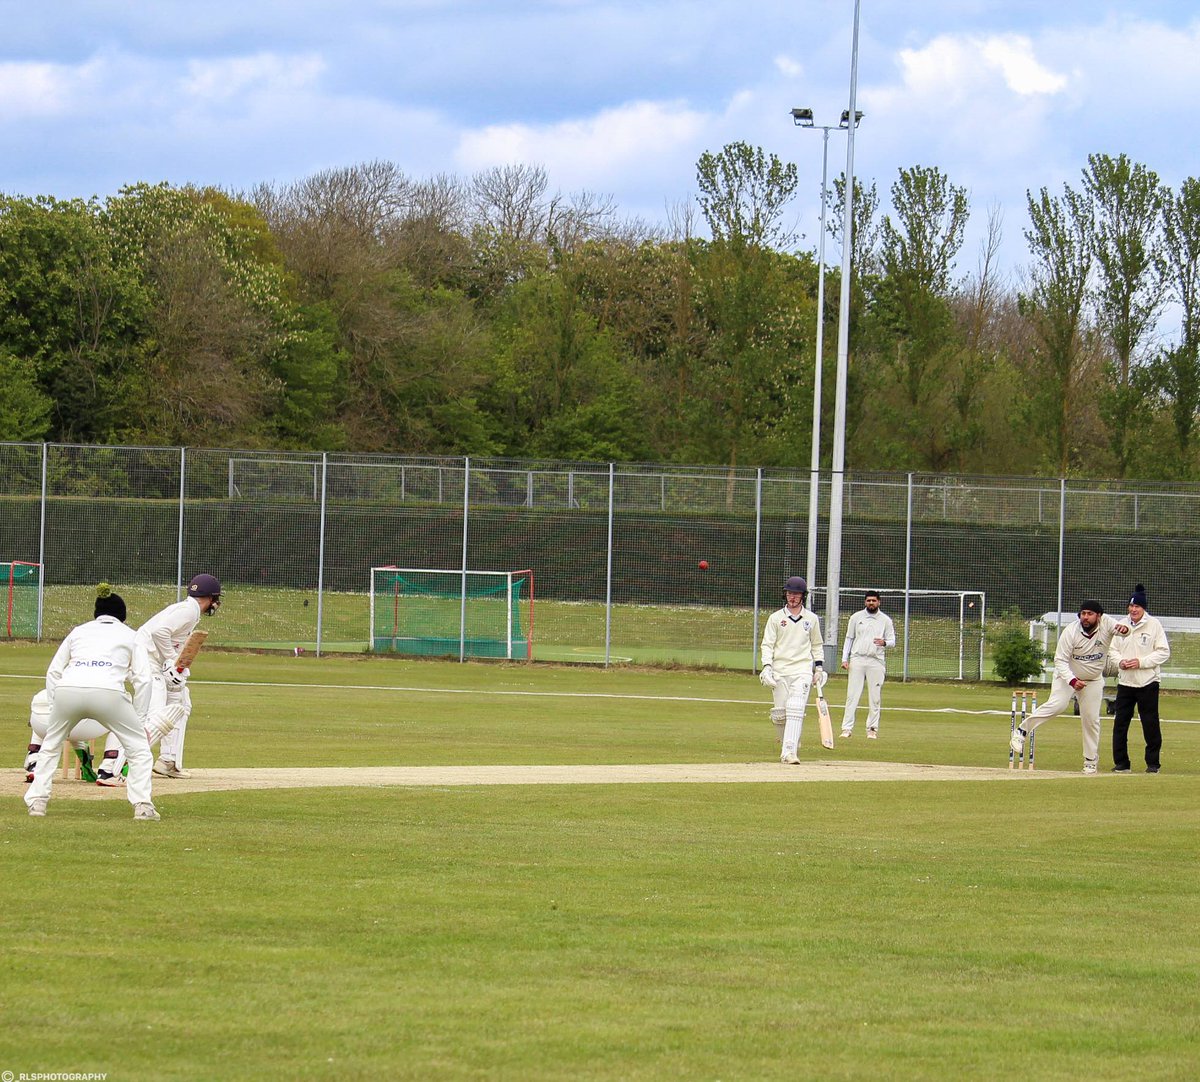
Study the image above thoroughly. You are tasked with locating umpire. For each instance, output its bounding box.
[1109,583,1171,774]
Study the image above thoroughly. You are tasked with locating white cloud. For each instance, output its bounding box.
[893,32,1067,103]
[774,54,804,78]
[0,58,104,118]
[181,53,326,103]
[982,36,1067,95]
[455,99,710,191]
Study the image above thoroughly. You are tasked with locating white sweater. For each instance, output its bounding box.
[1052,614,1125,684]
[761,605,824,678]
[841,608,896,664]
[46,615,153,716]
[136,596,202,668]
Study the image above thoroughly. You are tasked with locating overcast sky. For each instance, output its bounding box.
[3,1,1198,293]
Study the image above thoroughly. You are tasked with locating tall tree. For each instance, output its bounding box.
[870,166,970,467]
[1022,185,1096,474]
[1083,153,1164,473]
[0,195,147,441]
[1153,177,1200,467]
[689,145,809,480]
[695,142,799,250]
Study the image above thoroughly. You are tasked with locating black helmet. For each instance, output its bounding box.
[784,576,808,594]
[188,574,222,614]
[188,573,222,598]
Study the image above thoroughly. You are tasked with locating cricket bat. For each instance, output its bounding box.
[172,629,208,672]
[816,691,834,749]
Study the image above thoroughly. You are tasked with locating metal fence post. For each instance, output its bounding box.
[177,447,186,600]
[903,472,913,681]
[37,442,48,640]
[459,457,470,663]
[316,453,328,657]
[752,468,763,671]
[1056,478,1066,632]
[605,462,615,668]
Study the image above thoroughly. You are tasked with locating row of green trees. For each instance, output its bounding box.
[2,149,1197,478]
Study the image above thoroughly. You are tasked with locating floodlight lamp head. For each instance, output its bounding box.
[791,107,814,127]
[840,109,864,128]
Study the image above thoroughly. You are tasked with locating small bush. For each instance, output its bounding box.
[991,627,1048,684]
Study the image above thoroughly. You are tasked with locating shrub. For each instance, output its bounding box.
[991,626,1048,684]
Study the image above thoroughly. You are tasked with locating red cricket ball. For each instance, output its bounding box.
[698,560,709,570]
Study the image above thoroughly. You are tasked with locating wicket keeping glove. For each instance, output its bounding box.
[759,665,778,689]
[163,663,188,691]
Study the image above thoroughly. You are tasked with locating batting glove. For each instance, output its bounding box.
[759,665,778,689]
[813,666,828,691]
[163,663,189,690]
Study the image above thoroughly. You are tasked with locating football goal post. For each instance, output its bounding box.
[807,586,985,680]
[2,560,42,639]
[369,567,534,660]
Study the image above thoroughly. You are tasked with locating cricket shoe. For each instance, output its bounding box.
[867,729,878,740]
[133,802,161,821]
[153,758,191,779]
[1111,766,1132,774]
[1082,760,1098,776]
[780,752,801,765]
[840,731,853,739]
[1009,728,1027,756]
[1146,766,1161,774]
[96,769,125,787]
[28,797,48,817]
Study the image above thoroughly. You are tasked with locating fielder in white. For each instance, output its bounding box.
[759,576,826,764]
[1009,599,1129,775]
[24,586,158,820]
[839,590,896,740]
[95,573,221,784]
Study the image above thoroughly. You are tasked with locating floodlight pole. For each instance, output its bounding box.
[791,108,858,595]
[825,0,862,668]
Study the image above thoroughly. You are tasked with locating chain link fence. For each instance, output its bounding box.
[3,442,1198,683]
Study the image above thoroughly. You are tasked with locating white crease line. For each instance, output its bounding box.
[2,672,1198,723]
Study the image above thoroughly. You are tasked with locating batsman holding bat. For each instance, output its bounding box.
[95,573,221,784]
[759,576,827,764]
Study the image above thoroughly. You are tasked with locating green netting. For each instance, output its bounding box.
[371,568,530,658]
[3,561,40,638]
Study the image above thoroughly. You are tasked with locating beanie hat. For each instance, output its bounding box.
[1130,583,1148,608]
[1078,599,1104,616]
[93,582,127,622]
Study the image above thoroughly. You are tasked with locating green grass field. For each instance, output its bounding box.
[2,645,1198,1080]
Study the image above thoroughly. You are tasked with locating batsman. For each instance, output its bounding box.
[95,573,221,784]
[758,576,827,764]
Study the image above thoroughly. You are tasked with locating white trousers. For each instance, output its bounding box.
[1022,675,1103,764]
[25,687,154,808]
[772,674,813,756]
[842,657,885,734]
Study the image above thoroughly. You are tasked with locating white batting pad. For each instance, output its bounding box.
[145,702,188,742]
